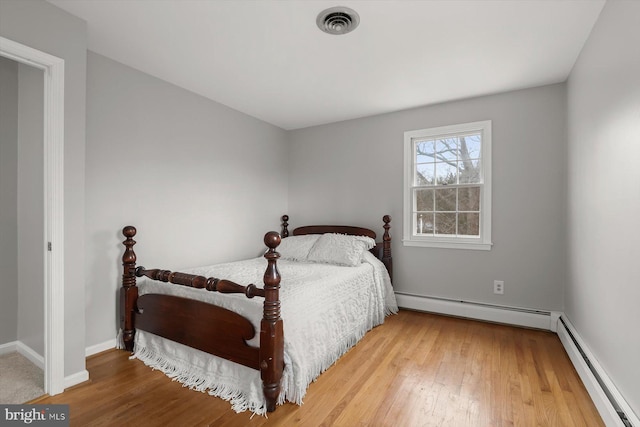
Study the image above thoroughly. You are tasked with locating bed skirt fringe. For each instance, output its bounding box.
[115,328,125,350]
[385,304,399,317]
[132,342,270,415]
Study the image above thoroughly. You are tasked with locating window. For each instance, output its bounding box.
[403,120,492,250]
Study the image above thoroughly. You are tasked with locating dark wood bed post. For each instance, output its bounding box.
[281,215,289,238]
[382,215,393,282]
[121,226,138,352]
[260,231,284,412]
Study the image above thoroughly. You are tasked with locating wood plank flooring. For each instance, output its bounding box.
[32,310,604,426]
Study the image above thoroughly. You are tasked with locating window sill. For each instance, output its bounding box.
[402,239,493,251]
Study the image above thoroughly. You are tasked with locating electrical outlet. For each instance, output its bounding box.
[494,280,504,295]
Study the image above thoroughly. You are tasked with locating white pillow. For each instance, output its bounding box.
[307,233,376,267]
[277,235,320,261]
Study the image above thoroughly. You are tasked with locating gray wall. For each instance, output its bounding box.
[0,57,19,346]
[85,52,289,348]
[0,0,87,377]
[289,83,567,311]
[17,63,45,356]
[566,0,640,418]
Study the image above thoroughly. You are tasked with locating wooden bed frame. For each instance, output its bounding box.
[120,214,392,412]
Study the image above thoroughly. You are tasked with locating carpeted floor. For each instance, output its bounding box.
[0,352,45,404]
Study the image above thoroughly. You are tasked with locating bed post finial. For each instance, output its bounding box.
[281,214,289,238]
[260,231,284,412]
[122,226,137,285]
[382,215,393,282]
[121,226,139,351]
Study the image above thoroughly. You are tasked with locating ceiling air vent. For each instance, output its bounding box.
[316,6,360,35]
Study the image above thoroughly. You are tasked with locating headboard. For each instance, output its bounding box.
[280,214,393,281]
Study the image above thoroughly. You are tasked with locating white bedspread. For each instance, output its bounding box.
[131,251,398,414]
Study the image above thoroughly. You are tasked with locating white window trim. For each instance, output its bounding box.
[403,120,492,250]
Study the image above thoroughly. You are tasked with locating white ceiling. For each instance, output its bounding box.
[48,0,605,130]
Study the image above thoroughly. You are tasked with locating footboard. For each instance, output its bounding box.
[120,227,284,412]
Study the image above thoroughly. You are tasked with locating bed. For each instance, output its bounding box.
[119,214,397,414]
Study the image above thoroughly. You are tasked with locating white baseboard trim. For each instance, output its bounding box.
[0,341,17,355]
[64,370,89,390]
[85,339,116,357]
[0,341,45,370]
[395,292,560,331]
[1,341,89,391]
[17,342,44,370]
[557,316,639,427]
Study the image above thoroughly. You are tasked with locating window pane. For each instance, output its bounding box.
[416,163,435,185]
[435,161,457,185]
[416,213,434,234]
[415,189,434,211]
[460,134,481,158]
[458,186,480,211]
[435,188,456,211]
[435,138,458,162]
[458,158,481,183]
[458,213,480,236]
[435,213,456,235]
[416,140,435,162]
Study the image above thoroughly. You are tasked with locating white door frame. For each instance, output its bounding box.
[0,36,65,395]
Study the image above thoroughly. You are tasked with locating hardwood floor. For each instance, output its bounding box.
[33,310,604,426]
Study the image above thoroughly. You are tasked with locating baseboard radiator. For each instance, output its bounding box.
[558,316,637,427]
[394,292,559,331]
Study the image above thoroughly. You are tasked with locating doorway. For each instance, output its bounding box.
[0,36,65,396]
[0,55,45,402]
